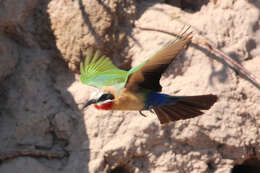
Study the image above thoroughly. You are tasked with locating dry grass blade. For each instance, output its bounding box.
[0,149,68,163]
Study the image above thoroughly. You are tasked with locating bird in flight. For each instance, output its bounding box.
[80,29,217,124]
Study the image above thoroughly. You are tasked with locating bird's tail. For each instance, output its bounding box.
[153,94,217,124]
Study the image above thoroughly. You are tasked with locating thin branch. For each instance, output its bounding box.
[137,26,182,39]
[0,149,68,163]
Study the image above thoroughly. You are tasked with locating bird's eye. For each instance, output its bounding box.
[97,93,114,102]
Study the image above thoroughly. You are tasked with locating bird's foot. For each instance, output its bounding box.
[139,110,147,117]
[139,108,154,117]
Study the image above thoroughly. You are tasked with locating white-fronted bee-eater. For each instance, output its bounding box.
[80,31,217,124]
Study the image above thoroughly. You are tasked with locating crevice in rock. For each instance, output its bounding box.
[206,161,216,172]
[240,92,247,100]
[165,0,210,12]
[232,157,260,173]
[108,163,131,173]
[244,39,257,61]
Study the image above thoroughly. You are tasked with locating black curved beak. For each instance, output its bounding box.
[82,99,97,109]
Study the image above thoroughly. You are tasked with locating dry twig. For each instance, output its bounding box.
[0,149,68,163]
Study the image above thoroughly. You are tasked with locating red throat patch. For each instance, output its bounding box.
[94,101,114,110]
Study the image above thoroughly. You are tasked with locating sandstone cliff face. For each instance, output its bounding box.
[48,0,136,71]
[0,0,259,173]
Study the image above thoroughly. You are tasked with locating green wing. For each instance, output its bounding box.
[127,35,181,75]
[80,48,128,88]
[127,26,191,76]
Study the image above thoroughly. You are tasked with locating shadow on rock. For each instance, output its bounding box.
[76,0,136,70]
[248,0,260,10]
[0,0,89,172]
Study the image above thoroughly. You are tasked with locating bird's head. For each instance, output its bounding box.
[83,90,115,110]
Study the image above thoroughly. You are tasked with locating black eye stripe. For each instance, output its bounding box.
[98,93,114,102]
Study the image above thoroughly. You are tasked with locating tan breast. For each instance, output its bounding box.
[103,87,145,111]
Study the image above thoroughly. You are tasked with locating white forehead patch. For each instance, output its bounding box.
[90,89,103,100]
[96,99,113,106]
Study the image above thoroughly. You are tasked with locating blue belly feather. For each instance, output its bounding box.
[144,92,177,109]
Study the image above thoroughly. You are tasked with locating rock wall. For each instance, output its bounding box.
[0,0,259,173]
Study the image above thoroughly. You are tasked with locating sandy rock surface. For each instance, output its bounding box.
[48,0,136,71]
[0,0,260,173]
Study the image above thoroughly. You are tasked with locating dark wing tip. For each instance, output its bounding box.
[153,94,218,124]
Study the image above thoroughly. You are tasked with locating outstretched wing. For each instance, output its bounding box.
[125,31,192,92]
[80,48,128,88]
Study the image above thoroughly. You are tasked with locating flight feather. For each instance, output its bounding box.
[80,48,128,88]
